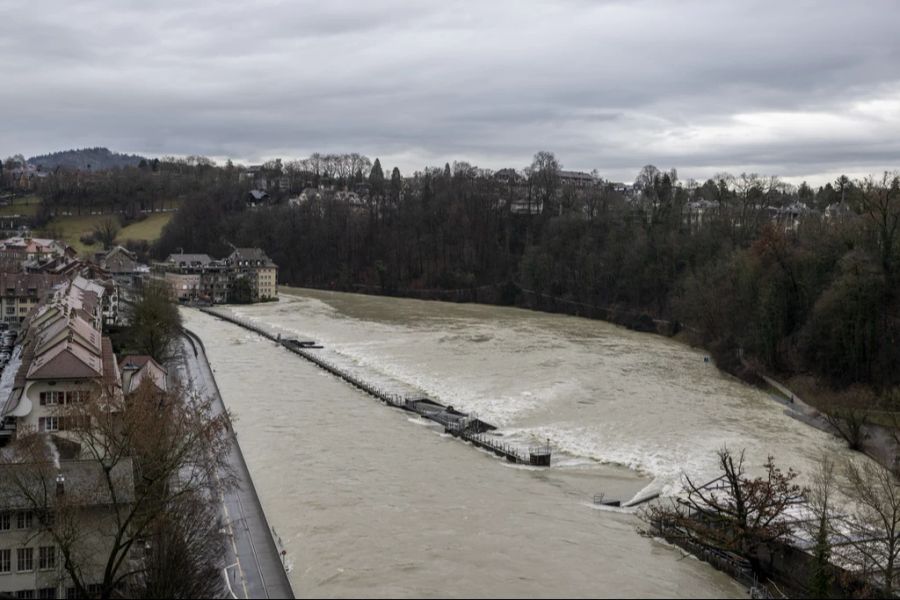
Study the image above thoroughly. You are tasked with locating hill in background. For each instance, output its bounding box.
[28,147,146,170]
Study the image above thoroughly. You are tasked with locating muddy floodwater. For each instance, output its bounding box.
[182,288,855,598]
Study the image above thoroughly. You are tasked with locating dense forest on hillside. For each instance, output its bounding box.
[2,151,898,401]
[27,147,146,170]
[0,154,218,228]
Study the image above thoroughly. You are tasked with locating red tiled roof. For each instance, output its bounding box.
[27,340,103,380]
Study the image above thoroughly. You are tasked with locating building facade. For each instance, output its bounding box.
[0,460,134,599]
[225,248,278,302]
[0,276,119,445]
[154,248,278,304]
[0,273,66,327]
[0,276,136,598]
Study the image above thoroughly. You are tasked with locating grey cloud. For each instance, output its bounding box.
[1,0,899,183]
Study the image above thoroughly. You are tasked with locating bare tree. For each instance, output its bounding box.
[824,405,870,452]
[643,448,805,573]
[93,217,120,250]
[527,151,560,215]
[840,459,900,597]
[1,379,233,599]
[858,172,900,281]
[634,164,661,190]
[348,153,371,183]
[133,489,227,598]
[804,457,837,598]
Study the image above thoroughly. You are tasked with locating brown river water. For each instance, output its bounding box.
[182,288,856,598]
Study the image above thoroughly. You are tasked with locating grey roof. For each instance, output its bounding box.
[559,170,596,181]
[105,245,135,260]
[248,189,269,201]
[0,272,65,298]
[229,247,276,267]
[166,253,214,266]
[0,457,135,509]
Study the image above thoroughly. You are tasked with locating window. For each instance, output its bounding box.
[16,591,35,599]
[0,548,10,573]
[38,417,59,432]
[63,391,85,405]
[17,512,32,529]
[38,547,55,570]
[0,512,10,531]
[5,307,14,315]
[39,391,64,406]
[17,547,33,572]
[38,588,56,599]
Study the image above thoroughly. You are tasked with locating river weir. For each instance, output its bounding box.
[182,288,863,598]
[198,306,553,468]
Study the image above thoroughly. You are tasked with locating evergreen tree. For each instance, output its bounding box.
[369,158,385,196]
[390,167,402,204]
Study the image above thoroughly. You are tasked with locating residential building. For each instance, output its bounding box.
[493,168,523,185]
[683,199,720,232]
[72,275,118,328]
[153,248,278,304]
[0,238,69,265]
[23,255,83,278]
[0,277,139,598]
[99,246,147,290]
[154,254,230,303]
[247,189,271,207]
[0,273,66,327]
[559,170,597,188]
[509,198,544,215]
[0,216,31,239]
[119,355,167,394]
[225,248,278,302]
[164,271,202,303]
[0,459,135,599]
[0,277,120,446]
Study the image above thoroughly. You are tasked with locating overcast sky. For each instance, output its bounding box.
[2,0,899,185]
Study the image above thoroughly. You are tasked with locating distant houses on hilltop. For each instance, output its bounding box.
[237,159,851,233]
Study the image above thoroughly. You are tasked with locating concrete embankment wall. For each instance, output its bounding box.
[182,326,296,600]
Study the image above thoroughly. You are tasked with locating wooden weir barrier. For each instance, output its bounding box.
[198,307,551,467]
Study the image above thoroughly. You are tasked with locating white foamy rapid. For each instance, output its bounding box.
[182,289,868,597]
[219,289,852,495]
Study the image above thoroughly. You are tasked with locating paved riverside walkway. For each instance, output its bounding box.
[177,330,295,600]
